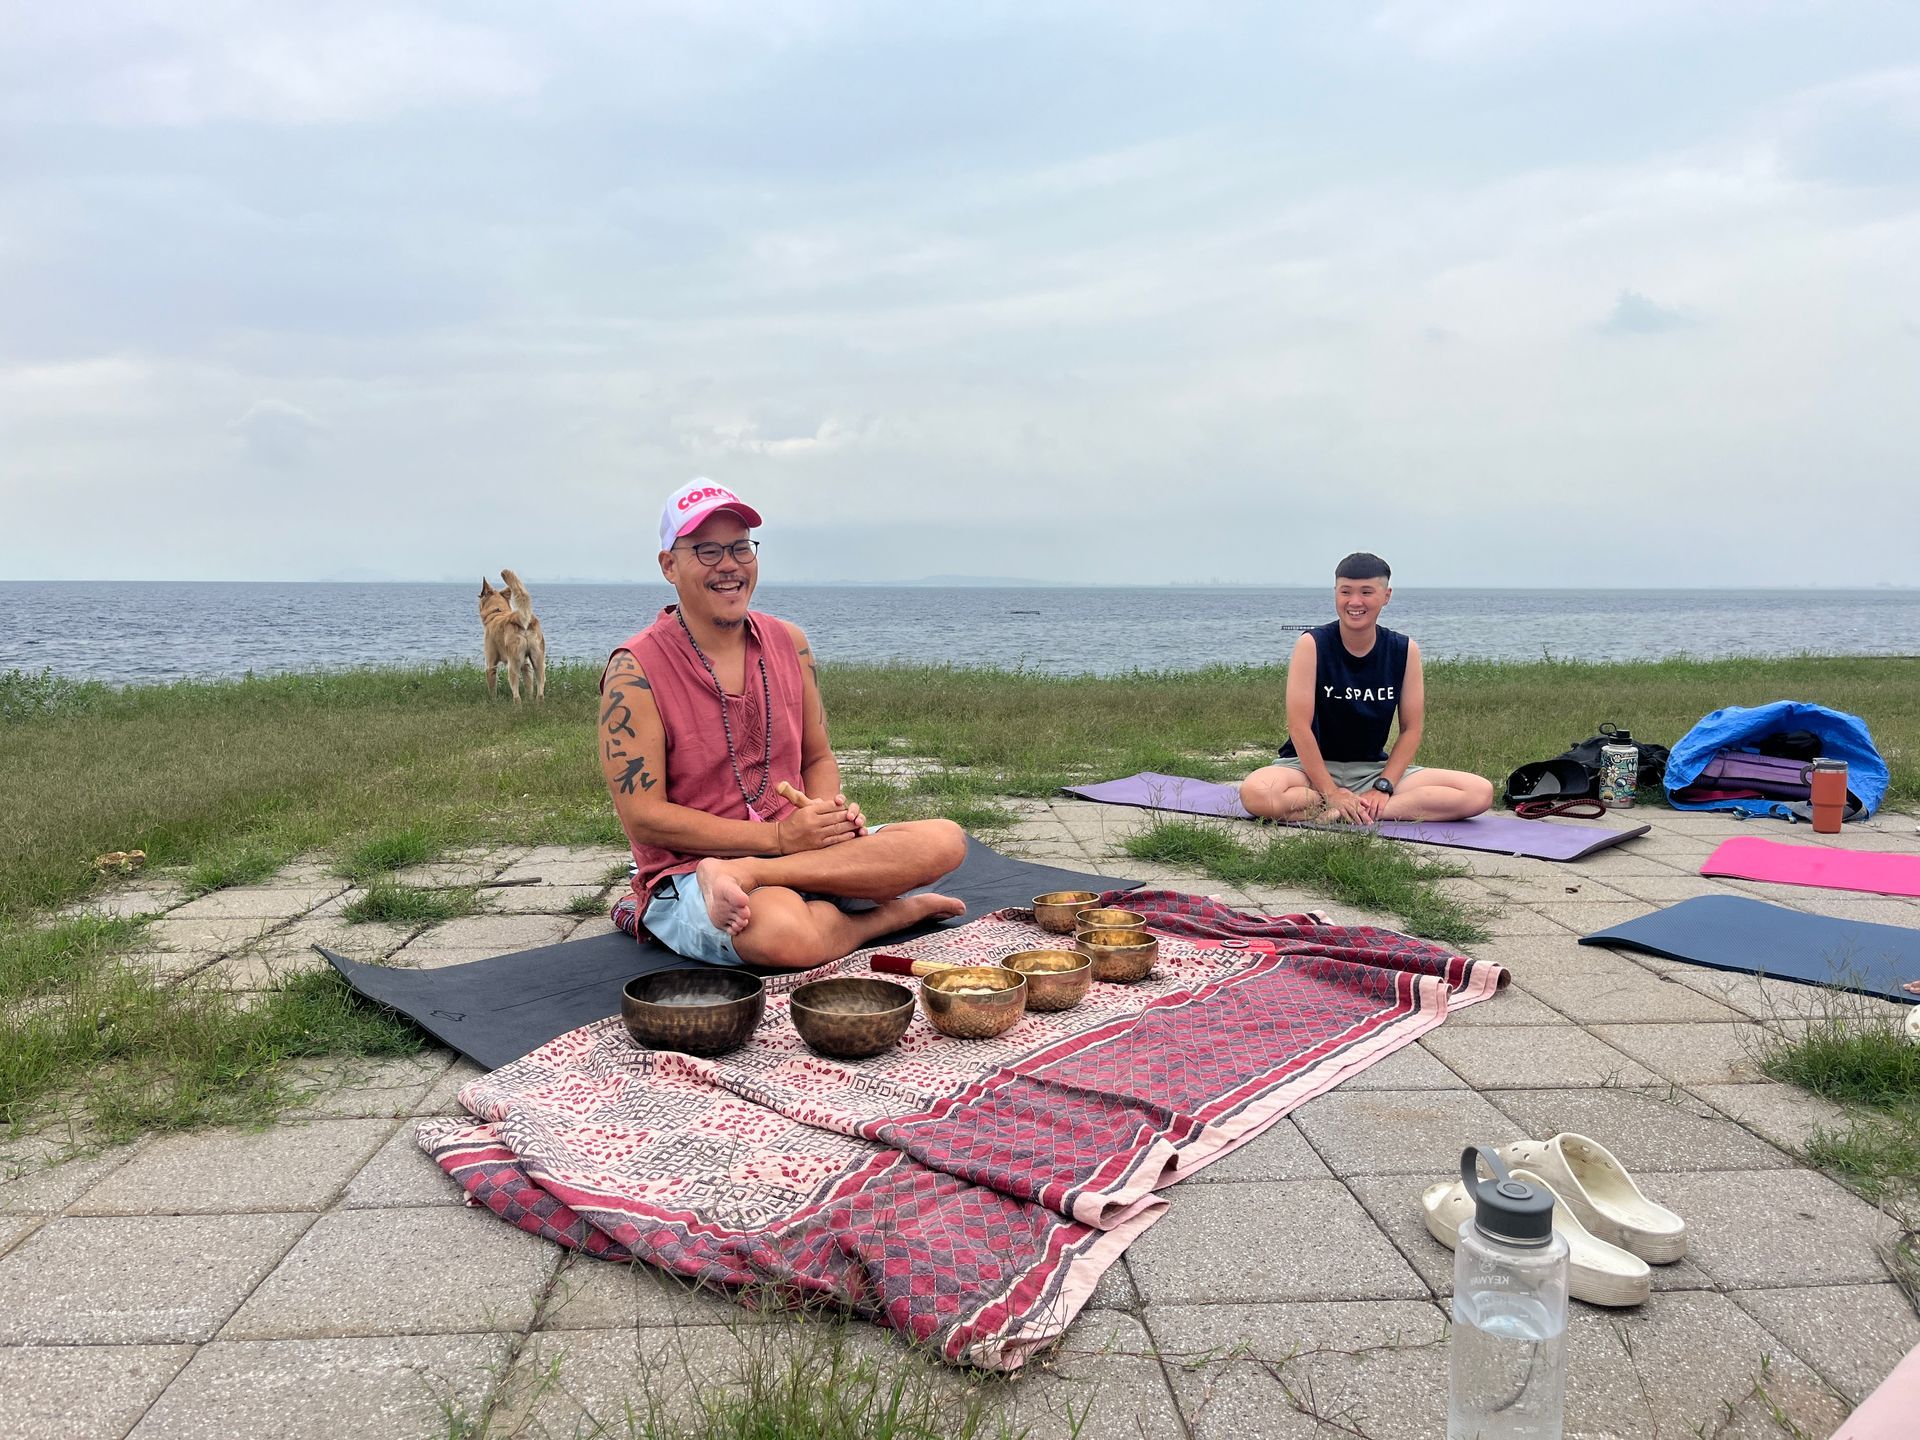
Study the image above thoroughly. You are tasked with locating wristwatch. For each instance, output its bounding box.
[1372,777,1395,797]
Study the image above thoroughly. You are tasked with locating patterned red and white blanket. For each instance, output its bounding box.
[419,891,1505,1370]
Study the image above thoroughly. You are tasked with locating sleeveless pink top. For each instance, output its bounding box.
[605,608,807,907]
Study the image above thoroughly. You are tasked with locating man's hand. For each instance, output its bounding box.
[836,793,870,838]
[1354,787,1388,823]
[775,793,860,853]
[1322,787,1368,823]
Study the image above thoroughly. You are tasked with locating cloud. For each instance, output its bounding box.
[229,398,323,466]
[2,5,544,127]
[1600,289,1694,335]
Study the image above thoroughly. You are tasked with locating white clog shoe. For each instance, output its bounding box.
[1496,1133,1687,1263]
[1421,1168,1651,1308]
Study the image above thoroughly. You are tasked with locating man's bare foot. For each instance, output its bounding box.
[899,892,966,924]
[693,858,753,935]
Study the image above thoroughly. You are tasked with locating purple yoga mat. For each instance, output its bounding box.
[1061,772,1649,862]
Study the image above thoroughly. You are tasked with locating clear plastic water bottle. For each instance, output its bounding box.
[1449,1145,1570,1440]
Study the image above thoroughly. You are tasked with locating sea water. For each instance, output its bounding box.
[1448,1291,1568,1440]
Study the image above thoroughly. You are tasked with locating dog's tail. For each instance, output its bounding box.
[500,570,533,626]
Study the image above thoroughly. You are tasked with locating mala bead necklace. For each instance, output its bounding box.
[674,608,775,820]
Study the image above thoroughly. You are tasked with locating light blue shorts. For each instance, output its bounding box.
[641,825,887,967]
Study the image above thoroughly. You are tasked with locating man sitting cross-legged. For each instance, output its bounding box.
[600,478,967,970]
[1240,552,1495,825]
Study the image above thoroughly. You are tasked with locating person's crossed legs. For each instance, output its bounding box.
[1241,762,1493,823]
[695,819,968,970]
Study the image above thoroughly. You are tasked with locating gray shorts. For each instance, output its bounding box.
[1272,756,1423,793]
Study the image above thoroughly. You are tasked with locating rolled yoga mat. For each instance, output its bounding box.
[1061,772,1648,862]
[324,837,1138,1071]
[1702,835,1920,899]
[1579,894,1920,1004]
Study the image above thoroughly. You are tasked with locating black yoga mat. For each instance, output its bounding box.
[1579,895,1920,1004]
[324,838,1138,1071]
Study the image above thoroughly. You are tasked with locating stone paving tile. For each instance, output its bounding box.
[61,887,186,920]
[0,1343,195,1440]
[166,886,343,920]
[0,1212,312,1343]
[1478,906,1574,937]
[0,1142,143,1212]
[1692,1082,1858,1154]
[382,943,514,970]
[1148,1298,1449,1440]
[281,1053,453,1119]
[222,1205,560,1339]
[142,915,282,956]
[1470,875,1639,905]
[499,1326,723,1436]
[1443,986,1570,1026]
[1529,900,1666,935]
[1787,896,1920,926]
[1127,1179,1426,1304]
[1342,1041,1468,1090]
[123,948,220,981]
[197,946,333,992]
[1462,933,1650,980]
[1342,1172,1717,1299]
[388,859,508,889]
[1559,1289,1849,1438]
[414,1058,486,1116]
[1589,1021,1775,1085]
[70,1119,395,1216]
[1487,1086,1792,1172]
[1291,1089,1520,1176]
[1181,1119,1331,1183]
[1669,969,1909,1025]
[126,1333,509,1440]
[1646,1168,1900,1287]
[407,913,573,950]
[1519,964,1745,1024]
[1419,1025,1659,1090]
[567,916,621,940]
[484,883,607,914]
[1734,1283,1920,1405]
[341,1123,465,1209]
[275,915,416,959]
[540,1255,741,1331]
[0,1216,40,1258]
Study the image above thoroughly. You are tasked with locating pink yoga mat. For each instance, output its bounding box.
[1701,835,1920,898]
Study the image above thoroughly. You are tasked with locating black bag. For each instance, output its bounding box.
[1504,722,1671,808]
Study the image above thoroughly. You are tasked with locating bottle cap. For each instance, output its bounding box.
[1461,1145,1553,1247]
[1612,729,1633,746]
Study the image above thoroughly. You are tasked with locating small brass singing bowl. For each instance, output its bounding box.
[1000,949,1092,1012]
[788,977,915,1060]
[921,966,1028,1039]
[1076,927,1159,983]
[621,968,766,1056]
[1074,907,1146,934]
[1031,891,1099,933]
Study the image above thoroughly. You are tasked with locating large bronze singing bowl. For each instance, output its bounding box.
[621,968,766,1056]
[788,977,915,1059]
[1076,927,1158,983]
[921,966,1028,1039]
[999,949,1092,1011]
[1031,891,1098,934]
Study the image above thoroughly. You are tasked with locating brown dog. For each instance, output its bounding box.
[478,569,547,702]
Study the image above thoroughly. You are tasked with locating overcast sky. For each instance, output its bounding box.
[4,2,1918,587]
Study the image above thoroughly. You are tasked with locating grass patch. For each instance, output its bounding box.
[184,842,286,896]
[445,1314,1066,1439]
[1760,1014,1920,1108]
[1124,819,1491,947]
[342,882,477,926]
[7,654,1913,926]
[338,824,441,885]
[3,922,424,1140]
[565,891,609,917]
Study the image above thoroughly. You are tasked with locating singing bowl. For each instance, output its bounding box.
[920,966,1028,1039]
[621,968,766,1056]
[1074,907,1146,933]
[788,977,915,1059]
[999,949,1092,1012]
[1076,927,1159,983]
[1031,890,1098,934]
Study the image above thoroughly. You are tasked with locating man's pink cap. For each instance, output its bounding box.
[658,478,763,553]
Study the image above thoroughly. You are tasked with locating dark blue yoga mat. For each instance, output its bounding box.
[1579,895,1920,1004]
[325,838,1138,1071]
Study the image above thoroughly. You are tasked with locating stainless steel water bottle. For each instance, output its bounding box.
[1598,729,1639,810]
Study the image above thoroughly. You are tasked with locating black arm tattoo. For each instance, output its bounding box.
[600,692,636,740]
[616,754,659,794]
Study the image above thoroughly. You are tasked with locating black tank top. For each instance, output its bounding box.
[1279,622,1410,763]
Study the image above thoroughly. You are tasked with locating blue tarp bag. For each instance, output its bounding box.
[1665,701,1887,820]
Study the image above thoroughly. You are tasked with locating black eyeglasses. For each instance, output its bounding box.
[675,539,760,566]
